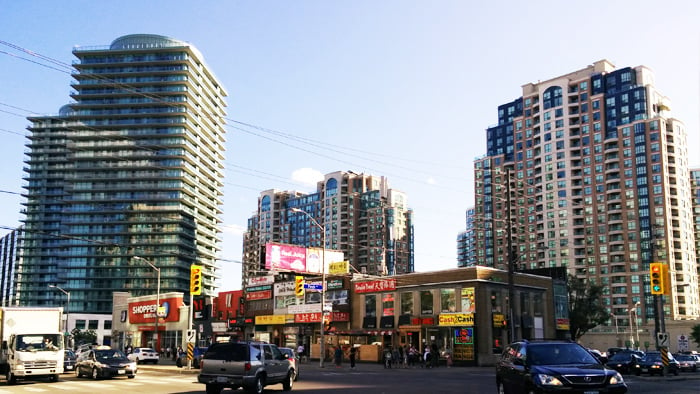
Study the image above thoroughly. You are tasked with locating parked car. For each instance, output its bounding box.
[278,347,299,381]
[176,346,208,368]
[496,339,627,394]
[63,349,77,372]
[198,340,295,394]
[127,347,159,364]
[75,346,137,379]
[633,351,680,376]
[588,348,608,364]
[673,353,698,372]
[606,350,644,374]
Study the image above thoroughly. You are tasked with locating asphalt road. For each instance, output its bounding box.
[1,359,699,393]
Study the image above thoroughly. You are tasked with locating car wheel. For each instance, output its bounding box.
[128,374,136,379]
[6,370,16,385]
[206,383,223,394]
[48,374,59,382]
[283,371,294,391]
[92,368,100,380]
[246,376,264,394]
[153,359,158,365]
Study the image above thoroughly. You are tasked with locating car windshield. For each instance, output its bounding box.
[138,348,155,353]
[675,355,693,361]
[609,352,635,361]
[642,353,662,362]
[528,344,599,365]
[95,350,128,361]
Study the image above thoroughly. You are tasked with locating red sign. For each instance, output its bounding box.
[411,317,435,325]
[354,279,397,293]
[295,312,322,323]
[246,290,272,301]
[332,312,350,322]
[128,296,183,324]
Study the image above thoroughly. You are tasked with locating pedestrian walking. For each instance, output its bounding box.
[349,346,357,369]
[334,346,343,368]
[384,347,393,369]
[297,344,305,363]
[431,343,439,368]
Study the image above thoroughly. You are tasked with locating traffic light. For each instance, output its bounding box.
[295,276,305,297]
[323,314,330,333]
[190,264,202,295]
[650,262,664,295]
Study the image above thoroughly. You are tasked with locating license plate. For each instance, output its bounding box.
[642,368,648,372]
[66,366,73,370]
[118,370,126,374]
[216,376,227,383]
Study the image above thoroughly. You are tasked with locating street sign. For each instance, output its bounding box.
[656,332,669,347]
[678,334,689,351]
[186,329,196,343]
[304,283,323,291]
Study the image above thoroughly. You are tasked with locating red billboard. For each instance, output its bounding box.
[128,296,183,324]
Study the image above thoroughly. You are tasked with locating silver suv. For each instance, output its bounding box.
[198,341,294,394]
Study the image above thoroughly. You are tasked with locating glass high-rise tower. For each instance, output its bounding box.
[20,34,227,314]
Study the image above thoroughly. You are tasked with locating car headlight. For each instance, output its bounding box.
[610,372,624,385]
[99,363,110,368]
[534,374,563,386]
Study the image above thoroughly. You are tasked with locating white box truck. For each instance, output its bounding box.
[0,307,64,384]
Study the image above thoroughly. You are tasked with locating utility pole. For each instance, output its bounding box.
[505,170,516,343]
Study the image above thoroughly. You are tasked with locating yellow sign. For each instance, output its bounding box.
[255,315,287,325]
[328,261,349,275]
[438,313,474,326]
[493,313,505,327]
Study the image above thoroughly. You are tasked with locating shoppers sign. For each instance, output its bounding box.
[128,296,182,324]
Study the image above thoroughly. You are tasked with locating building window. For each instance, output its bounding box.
[75,320,86,330]
[420,290,433,315]
[440,289,456,312]
[400,292,414,315]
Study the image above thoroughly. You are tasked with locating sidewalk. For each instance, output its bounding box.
[137,357,200,374]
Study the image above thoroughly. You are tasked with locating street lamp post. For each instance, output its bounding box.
[632,302,640,350]
[48,285,70,334]
[627,302,640,349]
[610,312,619,345]
[291,207,326,368]
[134,256,161,350]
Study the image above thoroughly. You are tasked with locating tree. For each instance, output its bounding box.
[690,324,700,348]
[71,327,97,347]
[568,275,610,341]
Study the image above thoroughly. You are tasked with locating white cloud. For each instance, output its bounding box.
[426,177,437,185]
[220,223,246,236]
[291,168,324,188]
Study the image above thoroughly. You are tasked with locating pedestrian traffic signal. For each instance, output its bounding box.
[650,262,664,295]
[190,264,202,295]
[295,276,305,297]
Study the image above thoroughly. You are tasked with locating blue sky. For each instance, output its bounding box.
[1,0,698,291]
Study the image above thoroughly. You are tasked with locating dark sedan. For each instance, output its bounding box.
[63,349,77,373]
[606,351,643,374]
[75,346,137,379]
[633,352,680,376]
